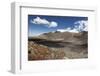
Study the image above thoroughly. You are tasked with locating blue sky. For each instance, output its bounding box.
[28,15,88,37]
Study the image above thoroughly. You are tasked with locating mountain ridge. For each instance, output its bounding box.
[28,31,88,60]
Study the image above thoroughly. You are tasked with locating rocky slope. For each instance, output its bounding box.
[28,31,88,60]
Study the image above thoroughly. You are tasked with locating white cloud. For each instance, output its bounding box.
[57,20,88,33]
[74,20,88,32]
[57,28,70,32]
[31,17,49,25]
[69,28,79,33]
[31,17,58,28]
[49,21,58,27]
[57,28,79,33]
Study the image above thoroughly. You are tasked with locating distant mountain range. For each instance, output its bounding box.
[28,31,88,60]
[35,31,87,45]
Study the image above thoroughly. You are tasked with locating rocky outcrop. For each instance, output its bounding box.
[28,41,66,60]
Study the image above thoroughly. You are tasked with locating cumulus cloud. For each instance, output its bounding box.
[49,21,58,27]
[57,20,88,33]
[74,20,88,32]
[31,17,58,28]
